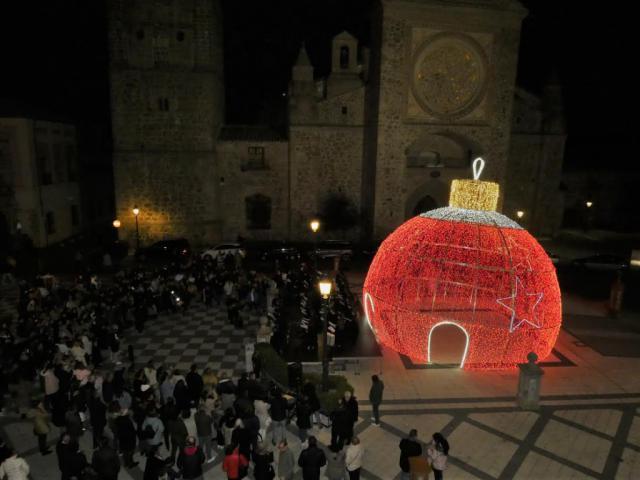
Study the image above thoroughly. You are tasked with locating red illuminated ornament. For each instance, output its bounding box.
[363,158,562,369]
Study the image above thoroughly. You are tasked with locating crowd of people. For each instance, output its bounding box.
[0,247,450,479]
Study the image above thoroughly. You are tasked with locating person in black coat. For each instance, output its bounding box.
[231,419,252,460]
[144,444,172,480]
[91,437,120,480]
[297,436,327,480]
[114,410,138,468]
[330,400,350,450]
[185,364,204,406]
[177,436,205,480]
[173,379,191,413]
[56,434,87,480]
[343,391,358,445]
[302,381,321,426]
[252,443,275,480]
[295,395,312,443]
[89,395,107,449]
[399,429,422,475]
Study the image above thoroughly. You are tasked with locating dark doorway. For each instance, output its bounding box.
[428,323,468,368]
[412,195,438,216]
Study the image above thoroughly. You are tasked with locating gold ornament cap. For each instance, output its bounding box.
[449,158,499,211]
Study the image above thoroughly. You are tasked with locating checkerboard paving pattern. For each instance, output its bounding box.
[126,302,260,377]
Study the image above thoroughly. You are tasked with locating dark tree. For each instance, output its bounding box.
[319,193,358,233]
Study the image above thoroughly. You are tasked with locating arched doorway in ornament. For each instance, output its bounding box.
[427,321,470,368]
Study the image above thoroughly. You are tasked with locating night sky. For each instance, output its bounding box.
[0,0,635,170]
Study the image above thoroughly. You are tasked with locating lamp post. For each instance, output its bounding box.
[132,206,140,251]
[318,278,333,392]
[112,219,121,229]
[584,201,593,231]
[310,219,320,273]
[516,210,524,219]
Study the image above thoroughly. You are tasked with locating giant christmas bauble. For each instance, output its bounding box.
[363,207,562,369]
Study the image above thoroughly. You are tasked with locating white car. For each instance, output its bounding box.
[201,243,246,261]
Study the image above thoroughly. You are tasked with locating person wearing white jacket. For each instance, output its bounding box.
[345,436,364,480]
[0,450,30,480]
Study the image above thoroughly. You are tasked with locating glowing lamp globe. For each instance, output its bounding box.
[363,159,561,369]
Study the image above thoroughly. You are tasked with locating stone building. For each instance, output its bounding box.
[108,0,565,246]
[0,117,82,247]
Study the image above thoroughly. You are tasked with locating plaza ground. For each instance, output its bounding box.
[2,269,640,479]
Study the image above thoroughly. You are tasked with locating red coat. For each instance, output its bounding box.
[222,448,249,479]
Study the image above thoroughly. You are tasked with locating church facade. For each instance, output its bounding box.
[107,0,565,246]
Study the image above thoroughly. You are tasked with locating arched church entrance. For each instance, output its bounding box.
[428,322,469,368]
[412,195,438,216]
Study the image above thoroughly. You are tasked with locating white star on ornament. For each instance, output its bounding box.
[502,236,533,274]
[496,276,543,333]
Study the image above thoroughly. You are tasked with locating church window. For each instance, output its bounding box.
[245,194,271,230]
[244,146,266,170]
[177,31,185,42]
[136,30,145,40]
[341,106,348,115]
[158,98,170,111]
[53,144,66,183]
[36,142,52,185]
[45,211,56,235]
[340,46,350,69]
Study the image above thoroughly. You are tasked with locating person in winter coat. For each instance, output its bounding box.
[27,401,52,455]
[277,440,295,480]
[330,400,350,449]
[177,436,206,480]
[343,391,358,445]
[186,364,204,406]
[168,415,189,462]
[269,388,288,445]
[220,408,237,448]
[174,379,191,412]
[368,375,384,426]
[230,418,252,460]
[91,437,120,480]
[399,429,422,480]
[59,435,87,480]
[0,449,30,480]
[89,395,107,449]
[295,395,312,443]
[426,432,449,480]
[142,407,165,454]
[194,406,215,462]
[297,436,326,480]
[222,445,249,480]
[143,444,172,480]
[345,436,364,480]
[325,443,347,480]
[64,403,83,440]
[302,381,321,426]
[114,409,138,468]
[252,442,275,480]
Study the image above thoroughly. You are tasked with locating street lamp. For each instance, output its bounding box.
[585,201,593,208]
[112,219,121,228]
[132,206,140,251]
[310,219,320,273]
[516,210,524,219]
[318,278,333,391]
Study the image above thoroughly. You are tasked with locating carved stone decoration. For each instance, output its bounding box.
[412,32,488,120]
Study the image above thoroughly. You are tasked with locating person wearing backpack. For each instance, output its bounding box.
[426,432,449,480]
[141,408,164,455]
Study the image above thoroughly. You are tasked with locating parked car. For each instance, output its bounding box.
[201,243,246,261]
[136,239,191,263]
[314,240,353,260]
[571,254,629,271]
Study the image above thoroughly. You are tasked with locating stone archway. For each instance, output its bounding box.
[405,180,449,219]
[412,195,438,216]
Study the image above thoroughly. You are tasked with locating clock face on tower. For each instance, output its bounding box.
[412,32,488,120]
